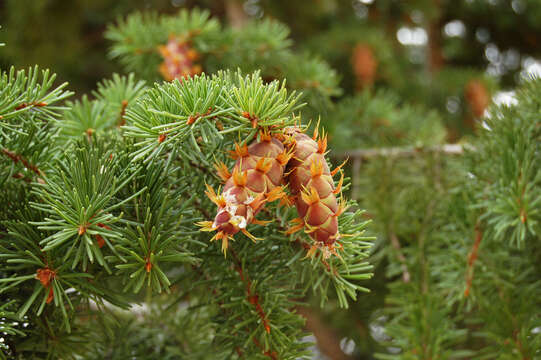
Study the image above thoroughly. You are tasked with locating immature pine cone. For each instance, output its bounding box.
[465,79,490,118]
[158,36,203,82]
[283,126,346,258]
[352,43,378,90]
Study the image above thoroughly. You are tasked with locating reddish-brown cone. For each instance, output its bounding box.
[465,79,490,118]
[352,43,378,90]
[283,126,346,258]
[158,36,203,82]
[198,130,291,253]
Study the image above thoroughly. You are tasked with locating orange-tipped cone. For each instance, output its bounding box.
[283,126,346,258]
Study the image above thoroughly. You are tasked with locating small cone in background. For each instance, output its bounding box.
[465,79,490,118]
[352,43,378,90]
[282,126,345,258]
[158,36,203,82]
[198,131,290,253]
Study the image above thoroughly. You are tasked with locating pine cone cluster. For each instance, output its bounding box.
[199,126,346,258]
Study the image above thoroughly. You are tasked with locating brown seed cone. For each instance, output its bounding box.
[352,43,378,90]
[198,131,291,254]
[465,79,490,118]
[158,36,203,82]
[283,127,346,258]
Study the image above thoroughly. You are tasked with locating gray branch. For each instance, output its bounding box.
[333,143,468,160]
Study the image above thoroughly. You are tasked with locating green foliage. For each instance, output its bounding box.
[0,66,72,223]
[124,71,302,162]
[207,19,292,73]
[60,95,110,139]
[357,77,541,358]
[93,73,147,124]
[106,9,220,80]
[0,209,126,333]
[3,3,541,358]
[473,78,541,248]
[106,9,340,118]
[0,66,72,126]
[58,73,146,139]
[1,64,372,358]
[329,90,446,151]
[375,284,473,360]
[30,140,142,271]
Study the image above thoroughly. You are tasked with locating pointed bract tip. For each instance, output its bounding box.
[230,142,249,159]
[259,129,272,142]
[300,186,320,205]
[241,228,261,242]
[317,134,327,154]
[331,158,348,177]
[197,221,217,231]
[255,158,273,174]
[266,186,287,202]
[232,167,248,187]
[310,160,324,178]
[332,171,344,194]
[205,184,226,207]
[214,162,231,182]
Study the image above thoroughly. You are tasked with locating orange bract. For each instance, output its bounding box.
[36,268,56,304]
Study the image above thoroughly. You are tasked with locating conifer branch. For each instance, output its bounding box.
[389,232,410,283]
[230,248,271,335]
[464,222,482,297]
[1,148,42,176]
[334,143,466,160]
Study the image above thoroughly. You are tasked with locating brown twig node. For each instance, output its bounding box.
[36,267,56,304]
[186,107,213,125]
[242,111,259,128]
[231,249,271,334]
[14,101,47,111]
[118,100,129,126]
[1,148,42,175]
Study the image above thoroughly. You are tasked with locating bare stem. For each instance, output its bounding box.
[333,144,466,160]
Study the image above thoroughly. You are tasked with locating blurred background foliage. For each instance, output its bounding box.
[2,0,541,89]
[2,0,541,136]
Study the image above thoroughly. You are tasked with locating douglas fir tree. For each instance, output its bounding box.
[2,2,541,359]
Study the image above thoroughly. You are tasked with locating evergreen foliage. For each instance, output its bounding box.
[0,65,372,358]
[105,9,340,119]
[1,2,541,359]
